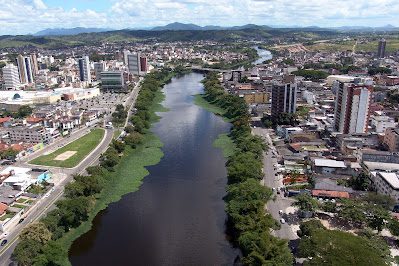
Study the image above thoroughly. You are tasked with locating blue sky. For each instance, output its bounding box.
[0,0,398,35]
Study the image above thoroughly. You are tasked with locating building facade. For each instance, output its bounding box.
[8,126,52,143]
[100,71,126,91]
[334,82,372,134]
[93,62,106,80]
[377,39,386,58]
[127,52,147,76]
[271,75,297,117]
[16,55,34,84]
[2,64,21,90]
[384,128,399,152]
[78,56,91,82]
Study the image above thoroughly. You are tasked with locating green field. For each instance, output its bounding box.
[306,38,399,53]
[29,129,105,168]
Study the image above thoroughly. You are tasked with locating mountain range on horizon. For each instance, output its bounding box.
[27,22,399,37]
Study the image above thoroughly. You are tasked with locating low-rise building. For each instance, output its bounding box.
[374,172,399,201]
[8,125,52,143]
[384,128,399,152]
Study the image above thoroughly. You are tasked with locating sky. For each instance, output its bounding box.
[1,0,399,35]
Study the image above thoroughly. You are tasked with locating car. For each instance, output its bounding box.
[280,218,286,224]
[1,240,7,246]
[278,210,284,215]
[18,218,25,224]
[272,187,276,192]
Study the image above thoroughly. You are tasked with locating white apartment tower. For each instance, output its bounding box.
[334,82,372,134]
[2,64,21,90]
[78,56,91,82]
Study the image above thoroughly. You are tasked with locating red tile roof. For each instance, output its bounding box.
[0,202,8,215]
[0,117,11,124]
[312,189,350,199]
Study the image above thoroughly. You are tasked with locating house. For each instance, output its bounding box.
[312,158,347,174]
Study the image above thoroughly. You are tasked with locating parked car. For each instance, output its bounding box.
[280,218,286,224]
[18,218,25,224]
[278,210,284,215]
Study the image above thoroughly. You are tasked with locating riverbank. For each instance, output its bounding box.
[12,71,175,266]
[196,73,293,265]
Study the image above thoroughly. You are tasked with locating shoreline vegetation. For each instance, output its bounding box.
[198,73,293,265]
[12,69,176,266]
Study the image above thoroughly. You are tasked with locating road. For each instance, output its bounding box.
[252,127,298,241]
[0,81,142,265]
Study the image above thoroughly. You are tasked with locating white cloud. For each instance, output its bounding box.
[0,0,399,35]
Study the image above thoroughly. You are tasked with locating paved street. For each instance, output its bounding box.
[0,81,141,265]
[252,127,298,241]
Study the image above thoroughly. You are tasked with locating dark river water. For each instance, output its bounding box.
[69,73,239,265]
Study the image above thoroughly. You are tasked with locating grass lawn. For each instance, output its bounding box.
[0,213,14,221]
[15,198,27,204]
[29,129,105,168]
[11,204,26,209]
[25,199,34,204]
[213,133,237,158]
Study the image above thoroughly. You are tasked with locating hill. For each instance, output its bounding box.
[34,27,113,36]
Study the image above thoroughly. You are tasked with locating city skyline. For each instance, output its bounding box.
[1,0,399,35]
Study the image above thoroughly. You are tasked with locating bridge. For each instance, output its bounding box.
[190,66,230,73]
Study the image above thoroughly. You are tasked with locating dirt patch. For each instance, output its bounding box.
[54,151,77,161]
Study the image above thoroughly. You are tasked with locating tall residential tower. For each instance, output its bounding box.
[271,75,297,117]
[334,82,372,134]
[78,56,91,82]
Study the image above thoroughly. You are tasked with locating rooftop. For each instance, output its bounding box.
[314,158,346,168]
[379,172,399,190]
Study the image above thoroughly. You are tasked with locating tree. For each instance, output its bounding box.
[295,193,318,212]
[15,105,33,118]
[362,192,395,210]
[65,174,103,198]
[349,171,370,191]
[125,125,135,133]
[20,222,52,244]
[112,139,126,154]
[56,196,94,229]
[124,132,144,148]
[297,219,325,237]
[226,152,263,183]
[13,239,42,266]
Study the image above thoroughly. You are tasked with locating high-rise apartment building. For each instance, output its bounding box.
[30,53,39,76]
[271,75,297,117]
[2,64,21,90]
[94,62,106,80]
[78,56,91,82]
[126,52,148,76]
[377,39,386,58]
[16,54,34,84]
[334,82,372,134]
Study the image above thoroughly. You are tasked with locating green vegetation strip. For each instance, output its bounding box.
[193,94,231,122]
[213,134,237,158]
[29,129,104,168]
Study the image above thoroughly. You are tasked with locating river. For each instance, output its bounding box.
[253,46,273,65]
[69,73,239,265]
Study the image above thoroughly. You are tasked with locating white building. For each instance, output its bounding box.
[8,125,52,143]
[2,64,21,90]
[374,172,399,201]
[334,82,372,134]
[78,56,91,82]
[1,166,35,191]
[371,115,396,133]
